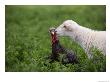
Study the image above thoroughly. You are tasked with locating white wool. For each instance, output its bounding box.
[56,20,106,59]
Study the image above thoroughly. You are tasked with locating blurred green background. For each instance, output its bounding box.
[5,5,106,72]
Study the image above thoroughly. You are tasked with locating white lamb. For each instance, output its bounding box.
[55,20,106,59]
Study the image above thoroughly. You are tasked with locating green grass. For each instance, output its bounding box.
[5,5,106,72]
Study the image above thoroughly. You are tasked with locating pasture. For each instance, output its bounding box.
[5,5,106,72]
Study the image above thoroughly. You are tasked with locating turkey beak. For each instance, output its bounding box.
[51,32,54,35]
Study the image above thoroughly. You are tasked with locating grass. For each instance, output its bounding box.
[5,5,106,72]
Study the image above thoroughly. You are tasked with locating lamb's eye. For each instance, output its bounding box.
[63,25,66,28]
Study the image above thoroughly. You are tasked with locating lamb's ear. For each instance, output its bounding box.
[64,23,72,31]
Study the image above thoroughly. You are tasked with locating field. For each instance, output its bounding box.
[5,5,106,72]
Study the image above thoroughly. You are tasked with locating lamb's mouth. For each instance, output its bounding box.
[55,33,60,37]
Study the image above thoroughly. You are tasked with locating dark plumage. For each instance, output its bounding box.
[49,28,78,64]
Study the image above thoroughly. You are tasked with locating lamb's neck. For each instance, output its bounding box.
[71,26,93,45]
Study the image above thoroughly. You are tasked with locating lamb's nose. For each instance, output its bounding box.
[55,29,57,32]
[55,30,57,33]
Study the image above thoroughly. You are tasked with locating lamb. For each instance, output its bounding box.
[55,20,106,59]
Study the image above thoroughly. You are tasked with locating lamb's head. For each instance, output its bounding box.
[55,20,78,36]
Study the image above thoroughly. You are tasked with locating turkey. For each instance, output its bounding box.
[49,27,78,64]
